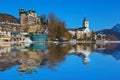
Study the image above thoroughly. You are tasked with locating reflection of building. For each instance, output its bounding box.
[0,43,49,72]
[0,46,11,53]
[67,44,96,64]
[97,43,120,62]
[0,47,45,71]
[30,43,47,50]
[76,44,91,64]
[19,51,43,71]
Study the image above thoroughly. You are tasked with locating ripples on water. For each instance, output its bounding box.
[0,43,120,80]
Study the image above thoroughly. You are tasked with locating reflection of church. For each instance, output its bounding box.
[67,43,96,64]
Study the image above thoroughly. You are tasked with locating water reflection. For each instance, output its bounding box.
[96,43,120,61]
[0,42,120,73]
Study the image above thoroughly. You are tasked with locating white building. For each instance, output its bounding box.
[76,17,91,39]
[67,17,91,40]
[1,31,11,37]
[67,29,77,39]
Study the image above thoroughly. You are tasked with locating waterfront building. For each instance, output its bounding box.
[30,34,47,42]
[19,9,47,42]
[19,9,40,27]
[67,17,91,40]
[76,17,91,40]
[0,29,11,41]
[67,29,77,39]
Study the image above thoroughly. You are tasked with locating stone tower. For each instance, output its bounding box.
[19,9,27,27]
[19,9,38,27]
[83,17,89,28]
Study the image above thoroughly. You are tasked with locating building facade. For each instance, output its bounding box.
[19,9,40,27]
[76,17,91,40]
[68,17,91,40]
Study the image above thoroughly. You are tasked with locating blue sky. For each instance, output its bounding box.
[0,0,120,31]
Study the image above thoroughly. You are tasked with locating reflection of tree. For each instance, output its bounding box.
[0,52,19,71]
[47,44,71,69]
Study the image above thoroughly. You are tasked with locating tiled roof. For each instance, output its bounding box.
[67,28,77,31]
[77,27,87,31]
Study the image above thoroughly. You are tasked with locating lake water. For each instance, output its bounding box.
[0,43,120,80]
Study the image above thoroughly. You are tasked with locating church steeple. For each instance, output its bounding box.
[83,17,89,28]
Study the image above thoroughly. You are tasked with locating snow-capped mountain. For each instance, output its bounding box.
[112,24,120,32]
[96,24,120,41]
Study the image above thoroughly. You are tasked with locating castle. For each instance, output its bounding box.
[19,9,46,34]
[19,9,40,27]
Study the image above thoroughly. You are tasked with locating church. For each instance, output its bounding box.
[67,17,91,40]
[76,17,91,40]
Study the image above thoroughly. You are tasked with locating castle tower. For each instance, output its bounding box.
[19,9,27,27]
[19,9,38,27]
[26,10,37,25]
[83,17,89,28]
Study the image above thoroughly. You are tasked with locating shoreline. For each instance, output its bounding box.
[0,40,120,44]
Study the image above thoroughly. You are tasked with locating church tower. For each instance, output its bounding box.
[83,17,89,28]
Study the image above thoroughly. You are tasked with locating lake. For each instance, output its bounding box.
[0,42,120,80]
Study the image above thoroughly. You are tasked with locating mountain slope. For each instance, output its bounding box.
[112,24,120,32]
[96,29,120,40]
[96,24,120,61]
[0,13,19,23]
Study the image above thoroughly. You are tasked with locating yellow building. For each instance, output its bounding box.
[19,9,40,27]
